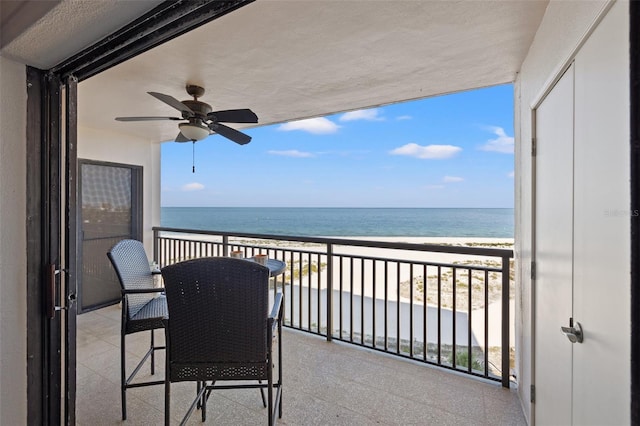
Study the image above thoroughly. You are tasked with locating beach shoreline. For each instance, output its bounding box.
[324,236,513,245]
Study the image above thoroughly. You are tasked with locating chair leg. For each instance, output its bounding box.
[164,378,170,426]
[268,376,273,426]
[279,319,283,419]
[196,381,201,410]
[120,333,127,420]
[121,332,127,420]
[259,380,267,407]
[277,366,283,419]
[278,379,283,419]
[150,329,155,375]
[268,349,274,426]
[201,382,207,422]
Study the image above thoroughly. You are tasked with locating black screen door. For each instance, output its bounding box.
[78,160,142,313]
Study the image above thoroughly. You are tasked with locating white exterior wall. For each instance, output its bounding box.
[77,126,161,253]
[0,56,28,424]
[515,0,626,422]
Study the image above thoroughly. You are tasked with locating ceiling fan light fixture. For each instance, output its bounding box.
[179,122,210,141]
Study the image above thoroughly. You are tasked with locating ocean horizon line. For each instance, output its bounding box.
[161,206,514,209]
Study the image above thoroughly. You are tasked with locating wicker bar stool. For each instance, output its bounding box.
[161,257,283,425]
[107,239,168,420]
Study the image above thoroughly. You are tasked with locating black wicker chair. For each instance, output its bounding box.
[161,257,283,426]
[107,239,168,421]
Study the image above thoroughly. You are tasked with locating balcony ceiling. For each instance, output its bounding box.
[4,0,548,143]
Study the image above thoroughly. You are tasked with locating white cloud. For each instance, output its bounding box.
[339,108,384,122]
[443,176,464,183]
[182,182,204,191]
[508,171,515,178]
[480,126,514,154]
[278,117,339,134]
[390,143,462,159]
[268,150,314,158]
[396,115,412,121]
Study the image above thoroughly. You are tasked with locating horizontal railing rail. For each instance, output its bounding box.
[153,226,514,387]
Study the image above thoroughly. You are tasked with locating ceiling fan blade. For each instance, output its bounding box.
[148,92,194,116]
[209,123,252,145]
[115,116,182,121]
[208,109,258,123]
[175,132,191,143]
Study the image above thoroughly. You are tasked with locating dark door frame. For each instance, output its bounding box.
[26,66,61,426]
[24,1,255,423]
[25,66,80,426]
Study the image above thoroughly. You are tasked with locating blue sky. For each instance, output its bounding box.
[161,84,514,208]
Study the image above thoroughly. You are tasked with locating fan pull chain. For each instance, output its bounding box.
[192,141,195,173]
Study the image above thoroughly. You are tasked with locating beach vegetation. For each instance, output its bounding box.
[285,259,327,281]
[400,264,511,310]
[450,350,484,371]
[428,241,513,249]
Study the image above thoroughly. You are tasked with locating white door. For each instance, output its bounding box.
[571,2,629,423]
[533,2,630,424]
[534,64,575,426]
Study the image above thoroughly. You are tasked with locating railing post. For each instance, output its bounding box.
[222,235,229,257]
[153,228,158,265]
[501,256,511,388]
[326,243,333,342]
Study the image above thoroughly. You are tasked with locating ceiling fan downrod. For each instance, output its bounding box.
[186,84,205,100]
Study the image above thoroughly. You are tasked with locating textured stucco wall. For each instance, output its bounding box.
[78,126,161,252]
[514,0,622,422]
[0,56,28,424]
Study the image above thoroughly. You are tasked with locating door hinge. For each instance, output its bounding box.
[531,261,536,280]
[531,137,537,156]
[531,384,536,403]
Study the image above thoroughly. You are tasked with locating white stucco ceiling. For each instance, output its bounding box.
[4,0,549,144]
[1,0,164,69]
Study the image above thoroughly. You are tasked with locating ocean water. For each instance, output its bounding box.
[161,207,514,238]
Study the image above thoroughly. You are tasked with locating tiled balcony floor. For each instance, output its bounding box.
[77,305,526,425]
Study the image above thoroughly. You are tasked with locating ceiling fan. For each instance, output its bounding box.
[115,84,258,145]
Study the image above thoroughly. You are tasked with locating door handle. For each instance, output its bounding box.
[46,264,74,319]
[561,321,583,343]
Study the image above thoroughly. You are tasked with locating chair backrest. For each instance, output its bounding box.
[107,239,155,318]
[161,257,270,365]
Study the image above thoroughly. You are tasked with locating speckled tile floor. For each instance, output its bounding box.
[76,305,526,425]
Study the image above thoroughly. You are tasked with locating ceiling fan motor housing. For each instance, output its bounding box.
[182,100,212,118]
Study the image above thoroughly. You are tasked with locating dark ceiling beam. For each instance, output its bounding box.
[50,0,255,82]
